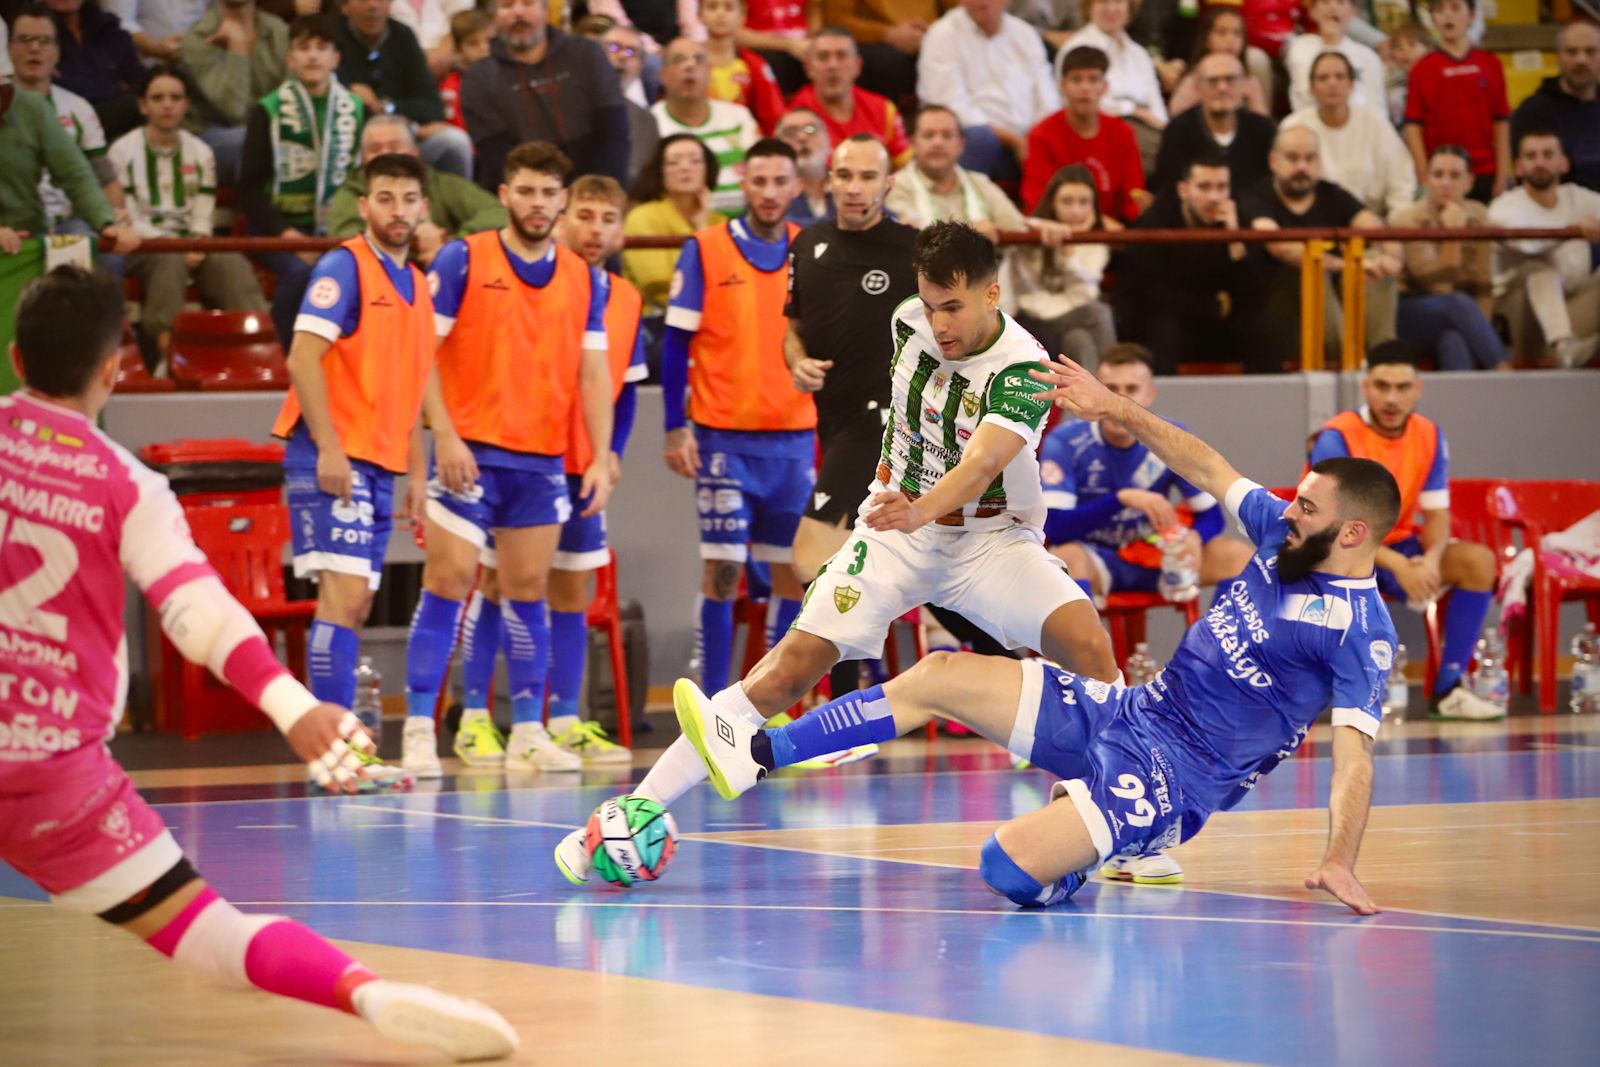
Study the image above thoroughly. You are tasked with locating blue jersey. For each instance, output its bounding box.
[1142,479,1396,813]
[1038,418,1221,550]
[663,216,790,331]
[293,241,417,343]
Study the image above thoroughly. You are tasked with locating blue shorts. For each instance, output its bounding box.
[555,473,608,571]
[285,461,395,591]
[1086,543,1160,595]
[696,447,814,563]
[1374,535,1424,601]
[1012,660,1210,866]
[426,450,570,553]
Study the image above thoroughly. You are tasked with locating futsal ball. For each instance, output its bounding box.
[585,794,679,888]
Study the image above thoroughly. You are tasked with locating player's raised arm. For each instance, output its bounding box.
[1306,725,1380,915]
[1031,354,1246,505]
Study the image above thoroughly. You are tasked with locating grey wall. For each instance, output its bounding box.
[106,371,1600,686]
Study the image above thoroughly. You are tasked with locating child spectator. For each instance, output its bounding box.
[439,8,491,131]
[1385,21,1431,127]
[1403,0,1509,203]
[1284,0,1387,119]
[701,0,785,133]
[1024,45,1146,224]
[111,66,267,365]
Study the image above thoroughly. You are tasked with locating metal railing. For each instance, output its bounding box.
[99,224,1587,374]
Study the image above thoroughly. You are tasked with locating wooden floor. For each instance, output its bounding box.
[3,714,1599,1065]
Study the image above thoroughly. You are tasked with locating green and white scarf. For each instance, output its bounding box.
[263,75,362,233]
[902,163,988,228]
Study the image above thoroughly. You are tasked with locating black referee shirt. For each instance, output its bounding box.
[785,217,919,439]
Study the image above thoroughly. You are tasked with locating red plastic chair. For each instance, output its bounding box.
[586,550,633,748]
[1103,593,1202,670]
[155,504,316,739]
[168,310,288,391]
[1491,480,1600,713]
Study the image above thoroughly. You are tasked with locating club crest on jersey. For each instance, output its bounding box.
[960,391,981,418]
[308,277,340,308]
[1369,639,1393,671]
[833,584,861,613]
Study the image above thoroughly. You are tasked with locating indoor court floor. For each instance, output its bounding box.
[3,714,1598,1066]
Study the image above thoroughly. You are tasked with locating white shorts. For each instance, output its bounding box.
[793,522,1089,662]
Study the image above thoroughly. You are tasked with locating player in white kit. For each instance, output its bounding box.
[0,268,515,1061]
[556,221,1116,884]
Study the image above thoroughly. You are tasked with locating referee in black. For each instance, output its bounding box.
[783,133,916,698]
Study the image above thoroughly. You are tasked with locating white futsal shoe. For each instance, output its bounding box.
[674,678,766,800]
[1100,851,1184,885]
[554,827,592,885]
[401,719,444,780]
[505,722,583,772]
[352,979,518,1061]
[1429,682,1507,721]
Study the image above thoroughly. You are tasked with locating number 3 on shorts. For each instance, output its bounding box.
[846,540,867,575]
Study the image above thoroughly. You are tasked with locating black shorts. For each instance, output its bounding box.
[806,414,887,527]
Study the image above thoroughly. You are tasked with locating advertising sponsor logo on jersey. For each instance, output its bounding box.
[1369,639,1393,671]
[308,277,341,308]
[1280,593,1354,634]
[861,269,889,294]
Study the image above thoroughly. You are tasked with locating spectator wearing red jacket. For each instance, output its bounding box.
[788,27,912,169]
[1023,45,1146,223]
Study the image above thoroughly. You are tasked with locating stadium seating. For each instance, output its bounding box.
[168,310,288,391]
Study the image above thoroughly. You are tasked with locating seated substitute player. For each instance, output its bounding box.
[400,141,615,777]
[677,352,1399,916]
[1042,343,1254,606]
[557,221,1119,884]
[1309,342,1503,721]
[273,152,449,718]
[451,173,648,767]
[0,266,516,1060]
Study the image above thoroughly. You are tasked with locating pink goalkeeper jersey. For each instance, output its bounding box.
[0,392,214,773]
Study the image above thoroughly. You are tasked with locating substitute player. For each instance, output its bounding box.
[399,142,615,777]
[273,152,445,717]
[785,132,917,700]
[678,352,1399,917]
[661,137,813,698]
[1310,342,1502,720]
[1042,344,1254,605]
[451,174,647,767]
[557,221,1117,884]
[0,267,515,1060]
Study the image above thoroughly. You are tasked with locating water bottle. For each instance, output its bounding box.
[352,657,383,748]
[1383,643,1409,724]
[1571,623,1600,714]
[1124,642,1159,687]
[1472,631,1509,712]
[1158,530,1200,603]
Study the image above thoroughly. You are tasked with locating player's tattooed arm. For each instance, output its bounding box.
[1031,355,1245,505]
[1307,726,1380,915]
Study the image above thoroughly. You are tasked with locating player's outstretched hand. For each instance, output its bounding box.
[791,356,833,393]
[434,432,479,495]
[664,427,700,479]
[579,456,614,517]
[1305,863,1380,915]
[862,490,924,533]
[317,445,354,503]
[287,705,377,795]
[1029,354,1119,421]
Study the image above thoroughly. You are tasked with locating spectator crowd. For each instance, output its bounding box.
[2,0,1597,373]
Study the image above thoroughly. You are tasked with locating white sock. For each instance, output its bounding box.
[713,683,767,726]
[635,737,709,806]
[460,708,490,722]
[546,714,579,736]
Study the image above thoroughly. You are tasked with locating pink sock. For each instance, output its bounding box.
[145,887,376,1015]
[243,920,376,1014]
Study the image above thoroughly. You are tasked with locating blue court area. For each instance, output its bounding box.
[6,729,1600,1066]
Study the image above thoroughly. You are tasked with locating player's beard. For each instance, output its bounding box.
[377,219,417,255]
[512,214,555,245]
[1277,524,1340,583]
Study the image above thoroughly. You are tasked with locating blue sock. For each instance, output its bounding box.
[765,596,802,652]
[698,595,734,695]
[1436,588,1494,695]
[308,619,358,708]
[502,598,551,724]
[547,609,587,718]
[764,684,898,768]
[404,591,464,719]
[459,592,501,709]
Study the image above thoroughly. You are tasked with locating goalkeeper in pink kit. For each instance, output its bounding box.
[0,267,516,1061]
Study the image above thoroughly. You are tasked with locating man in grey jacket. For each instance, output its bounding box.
[181,0,287,183]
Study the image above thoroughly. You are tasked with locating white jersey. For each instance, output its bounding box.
[109,127,218,238]
[38,84,106,225]
[872,297,1054,532]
